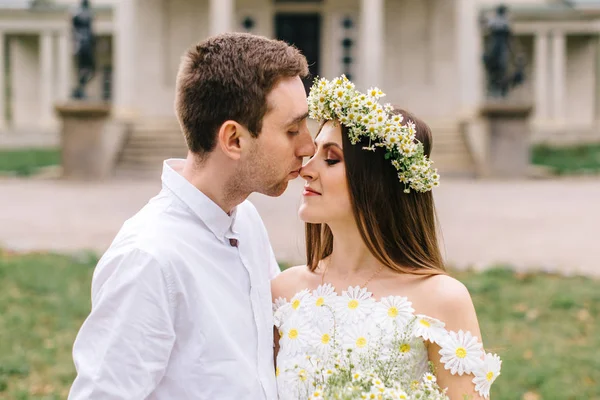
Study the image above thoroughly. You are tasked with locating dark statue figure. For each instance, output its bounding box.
[71,0,96,99]
[482,5,526,98]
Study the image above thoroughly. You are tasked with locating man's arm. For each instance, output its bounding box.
[268,246,281,280]
[68,249,176,399]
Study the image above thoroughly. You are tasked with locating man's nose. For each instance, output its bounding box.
[297,130,316,158]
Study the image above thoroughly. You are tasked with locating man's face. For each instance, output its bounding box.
[242,76,315,197]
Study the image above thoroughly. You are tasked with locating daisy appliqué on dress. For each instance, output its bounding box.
[274,284,502,399]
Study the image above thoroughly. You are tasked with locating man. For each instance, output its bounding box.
[69,32,315,399]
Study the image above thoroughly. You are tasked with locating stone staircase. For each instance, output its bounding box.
[116,118,187,178]
[428,120,476,177]
[115,118,476,178]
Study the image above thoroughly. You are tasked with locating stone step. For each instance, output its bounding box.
[434,156,472,167]
[120,151,186,165]
[121,144,187,155]
[133,118,182,130]
[128,130,184,140]
[432,142,470,154]
[126,135,186,145]
[116,119,476,175]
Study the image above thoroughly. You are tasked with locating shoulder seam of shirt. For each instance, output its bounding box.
[130,247,178,320]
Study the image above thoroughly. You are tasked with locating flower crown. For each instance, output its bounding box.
[307,75,440,193]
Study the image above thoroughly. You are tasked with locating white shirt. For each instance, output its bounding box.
[69,159,280,400]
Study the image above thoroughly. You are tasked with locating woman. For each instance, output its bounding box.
[272,76,501,399]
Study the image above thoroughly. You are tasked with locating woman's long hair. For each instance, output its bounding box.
[306,108,445,276]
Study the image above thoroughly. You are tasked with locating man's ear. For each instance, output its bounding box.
[217,120,250,160]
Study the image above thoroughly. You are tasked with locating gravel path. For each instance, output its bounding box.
[1,176,598,277]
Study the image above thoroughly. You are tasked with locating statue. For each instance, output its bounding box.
[482,5,526,98]
[71,0,96,99]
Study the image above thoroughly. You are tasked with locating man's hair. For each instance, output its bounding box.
[175,32,309,155]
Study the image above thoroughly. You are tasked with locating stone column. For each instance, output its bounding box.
[551,30,566,121]
[595,35,600,122]
[0,30,5,130]
[209,0,234,36]
[455,0,482,117]
[359,0,384,88]
[455,0,488,176]
[114,0,137,118]
[10,36,38,130]
[39,31,54,128]
[57,31,71,102]
[534,31,549,120]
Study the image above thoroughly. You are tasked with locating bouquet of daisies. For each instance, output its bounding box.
[300,354,449,400]
[281,320,450,400]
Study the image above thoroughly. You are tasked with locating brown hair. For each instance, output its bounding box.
[306,108,445,276]
[175,32,309,155]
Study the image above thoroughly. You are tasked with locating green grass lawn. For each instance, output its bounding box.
[532,143,600,175]
[0,251,598,399]
[0,148,60,177]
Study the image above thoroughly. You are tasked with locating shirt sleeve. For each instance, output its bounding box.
[68,248,176,400]
[268,245,281,280]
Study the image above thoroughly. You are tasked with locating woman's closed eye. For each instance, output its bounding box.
[325,159,340,166]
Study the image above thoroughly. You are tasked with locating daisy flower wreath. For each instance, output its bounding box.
[307,75,440,193]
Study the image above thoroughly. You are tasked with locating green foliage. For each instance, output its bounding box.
[531,143,600,175]
[0,249,95,399]
[0,148,60,177]
[0,251,598,399]
[454,267,600,400]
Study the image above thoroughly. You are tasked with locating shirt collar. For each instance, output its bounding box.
[161,159,236,241]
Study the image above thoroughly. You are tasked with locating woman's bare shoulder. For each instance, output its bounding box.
[271,265,315,302]
[414,274,480,333]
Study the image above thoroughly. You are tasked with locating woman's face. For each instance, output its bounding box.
[298,121,353,225]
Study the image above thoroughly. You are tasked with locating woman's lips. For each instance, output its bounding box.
[303,186,321,196]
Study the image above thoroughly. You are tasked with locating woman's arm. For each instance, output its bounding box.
[425,275,488,400]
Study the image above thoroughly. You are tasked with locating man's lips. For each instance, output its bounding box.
[289,168,302,178]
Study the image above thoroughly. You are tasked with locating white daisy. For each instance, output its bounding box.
[273,296,288,313]
[273,297,289,328]
[373,296,414,331]
[422,372,437,384]
[351,370,363,381]
[309,318,335,357]
[392,335,425,366]
[310,387,324,399]
[289,289,311,313]
[472,352,502,398]
[320,366,335,381]
[311,283,338,314]
[368,87,384,99]
[439,330,485,376]
[279,313,313,357]
[343,324,373,353]
[412,314,447,344]
[336,286,376,324]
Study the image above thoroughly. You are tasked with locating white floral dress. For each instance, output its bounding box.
[273,284,501,400]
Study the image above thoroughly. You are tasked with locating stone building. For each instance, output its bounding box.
[1,0,600,175]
